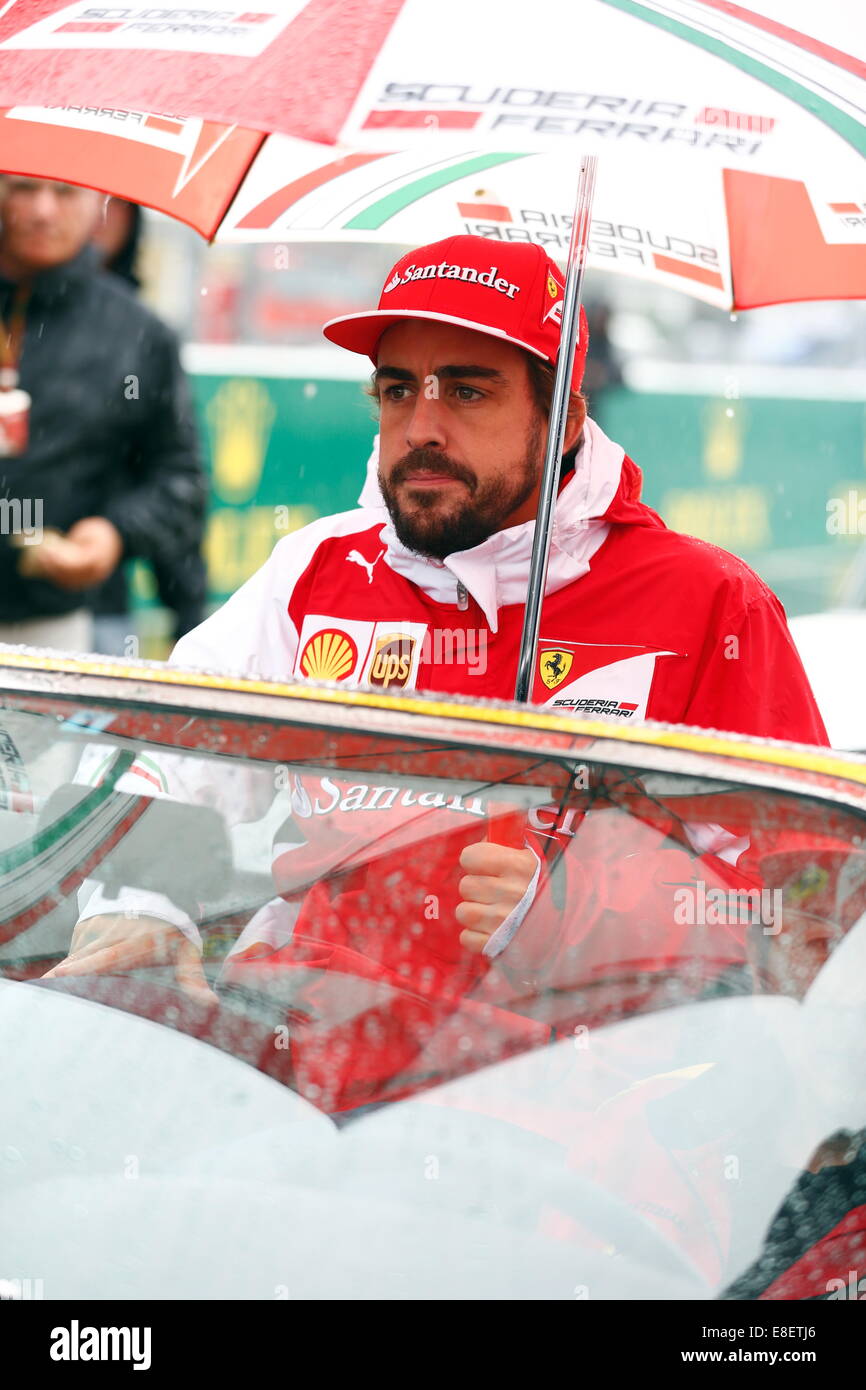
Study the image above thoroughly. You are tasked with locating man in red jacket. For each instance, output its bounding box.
[147,234,826,741]
[50,235,827,1000]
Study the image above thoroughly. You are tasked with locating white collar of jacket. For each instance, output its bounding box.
[357,418,624,634]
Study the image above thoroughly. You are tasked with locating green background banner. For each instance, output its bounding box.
[132,364,866,647]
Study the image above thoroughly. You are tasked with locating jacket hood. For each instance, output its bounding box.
[357,417,666,632]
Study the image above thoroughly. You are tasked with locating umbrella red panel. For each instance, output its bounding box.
[232,149,386,231]
[0,110,263,237]
[0,0,404,142]
[725,169,866,309]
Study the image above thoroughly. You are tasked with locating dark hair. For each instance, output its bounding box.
[525,356,586,470]
[103,201,143,290]
[525,355,586,424]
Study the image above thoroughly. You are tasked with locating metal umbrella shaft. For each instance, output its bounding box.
[514,154,598,704]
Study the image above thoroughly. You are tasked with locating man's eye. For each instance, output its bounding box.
[454,385,482,402]
[383,384,411,401]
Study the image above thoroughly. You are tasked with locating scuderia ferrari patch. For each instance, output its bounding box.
[534,640,680,718]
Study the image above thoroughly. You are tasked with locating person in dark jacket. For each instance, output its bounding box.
[91,198,208,650]
[0,176,206,651]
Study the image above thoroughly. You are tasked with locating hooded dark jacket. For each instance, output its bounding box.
[0,245,206,623]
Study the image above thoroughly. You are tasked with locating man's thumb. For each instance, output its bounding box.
[175,939,218,1003]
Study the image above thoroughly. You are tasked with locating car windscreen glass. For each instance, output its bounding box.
[1,689,864,1301]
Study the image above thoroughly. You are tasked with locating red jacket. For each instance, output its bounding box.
[157,419,825,1106]
[78,419,828,1106]
[175,417,827,742]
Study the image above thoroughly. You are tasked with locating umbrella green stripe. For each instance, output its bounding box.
[344,152,532,230]
[0,749,135,877]
[600,0,865,158]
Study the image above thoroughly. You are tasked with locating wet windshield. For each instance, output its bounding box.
[1,684,864,1300]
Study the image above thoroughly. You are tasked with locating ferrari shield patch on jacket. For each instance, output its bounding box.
[538,648,574,689]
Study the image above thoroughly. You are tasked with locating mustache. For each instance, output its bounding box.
[386,449,477,493]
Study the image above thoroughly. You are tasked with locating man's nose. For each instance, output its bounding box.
[31,187,60,219]
[405,387,449,451]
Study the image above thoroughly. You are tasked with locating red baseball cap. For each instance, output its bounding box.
[323,235,589,391]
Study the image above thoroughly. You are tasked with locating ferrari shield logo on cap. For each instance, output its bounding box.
[539,648,574,689]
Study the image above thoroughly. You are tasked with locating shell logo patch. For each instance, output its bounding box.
[300,629,358,682]
[539,648,574,689]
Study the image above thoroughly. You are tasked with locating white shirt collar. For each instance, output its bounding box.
[357,418,625,632]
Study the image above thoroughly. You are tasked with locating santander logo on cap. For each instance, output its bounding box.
[323,234,588,392]
[383,258,521,300]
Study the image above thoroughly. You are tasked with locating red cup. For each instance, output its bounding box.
[0,389,31,457]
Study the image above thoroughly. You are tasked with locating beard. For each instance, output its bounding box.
[378,417,543,561]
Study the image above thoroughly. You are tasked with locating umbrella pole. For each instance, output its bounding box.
[513,153,598,703]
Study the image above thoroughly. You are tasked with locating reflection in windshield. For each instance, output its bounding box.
[1,696,864,1300]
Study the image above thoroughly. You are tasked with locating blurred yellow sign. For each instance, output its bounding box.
[702,400,747,481]
[663,486,771,549]
[206,379,276,503]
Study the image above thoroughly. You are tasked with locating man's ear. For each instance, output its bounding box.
[563,394,587,455]
[86,192,107,239]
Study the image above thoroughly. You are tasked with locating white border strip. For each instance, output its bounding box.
[181,343,371,381]
[625,360,866,400]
